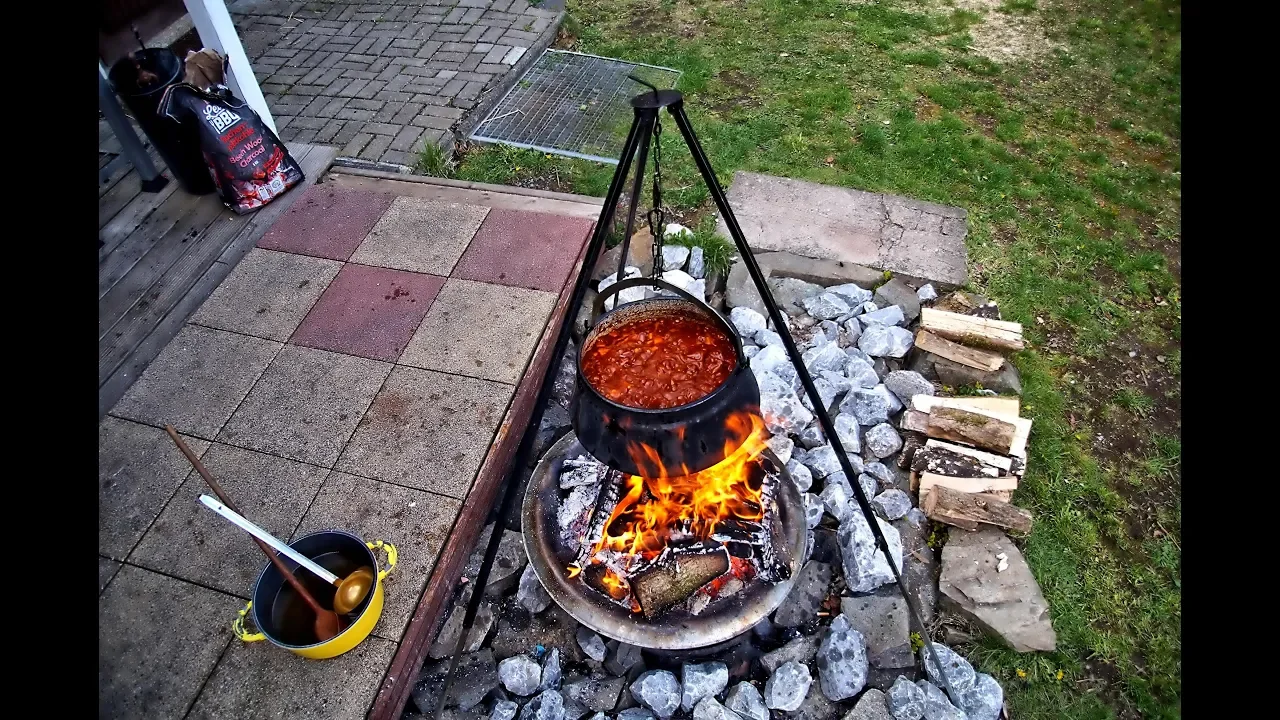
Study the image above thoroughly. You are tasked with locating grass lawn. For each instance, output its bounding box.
[428,0,1181,717]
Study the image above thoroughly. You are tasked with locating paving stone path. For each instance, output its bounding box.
[99,178,594,719]
[231,0,563,166]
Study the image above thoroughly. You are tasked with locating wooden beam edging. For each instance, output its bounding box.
[366,229,592,720]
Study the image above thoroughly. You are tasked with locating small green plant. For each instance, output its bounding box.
[910,631,925,653]
[662,217,735,275]
[1113,387,1154,416]
[416,143,454,178]
[1000,0,1038,13]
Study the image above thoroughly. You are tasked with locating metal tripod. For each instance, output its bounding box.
[427,85,961,720]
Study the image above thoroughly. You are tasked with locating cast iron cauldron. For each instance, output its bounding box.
[573,276,761,477]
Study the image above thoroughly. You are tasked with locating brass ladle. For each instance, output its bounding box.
[198,496,375,615]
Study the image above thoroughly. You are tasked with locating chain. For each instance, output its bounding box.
[647,114,666,279]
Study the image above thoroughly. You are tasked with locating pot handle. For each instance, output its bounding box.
[591,276,749,364]
[367,539,398,581]
[233,600,266,643]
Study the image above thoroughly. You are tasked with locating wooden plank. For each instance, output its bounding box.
[367,228,592,720]
[926,406,1018,455]
[922,485,1032,533]
[100,179,181,260]
[915,329,1004,371]
[900,409,929,433]
[918,472,1018,496]
[924,439,1016,473]
[99,153,134,197]
[99,187,209,295]
[98,144,332,414]
[911,394,1020,416]
[920,307,1024,352]
[99,171,146,230]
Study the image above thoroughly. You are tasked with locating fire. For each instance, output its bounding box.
[591,410,769,561]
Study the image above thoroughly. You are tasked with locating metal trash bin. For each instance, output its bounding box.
[108,48,215,195]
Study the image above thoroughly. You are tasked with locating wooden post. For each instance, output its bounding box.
[184,0,277,135]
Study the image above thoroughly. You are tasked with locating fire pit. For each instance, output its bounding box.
[521,418,807,650]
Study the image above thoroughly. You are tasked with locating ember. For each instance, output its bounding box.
[566,411,788,617]
[581,313,736,409]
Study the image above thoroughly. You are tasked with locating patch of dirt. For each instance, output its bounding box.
[914,96,943,121]
[950,0,1064,64]
[707,69,762,115]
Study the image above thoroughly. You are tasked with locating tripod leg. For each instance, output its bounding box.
[665,102,963,706]
[614,110,657,285]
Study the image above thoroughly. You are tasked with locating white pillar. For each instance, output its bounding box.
[184,0,277,134]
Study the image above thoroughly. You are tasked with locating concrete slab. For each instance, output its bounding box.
[99,566,236,720]
[98,417,208,560]
[290,263,446,362]
[399,278,557,383]
[192,248,343,341]
[715,171,968,286]
[452,208,594,292]
[111,324,282,439]
[99,557,121,593]
[218,345,392,467]
[257,185,395,261]
[350,197,489,275]
[292,472,463,641]
[186,632,397,720]
[129,443,329,597]
[336,366,514,498]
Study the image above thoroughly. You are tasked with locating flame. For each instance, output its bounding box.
[590,410,769,561]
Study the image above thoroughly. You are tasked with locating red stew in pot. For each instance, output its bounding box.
[582,314,737,410]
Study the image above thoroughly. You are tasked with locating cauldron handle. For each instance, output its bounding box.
[591,276,748,365]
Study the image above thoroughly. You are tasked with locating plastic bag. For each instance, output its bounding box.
[159,81,303,214]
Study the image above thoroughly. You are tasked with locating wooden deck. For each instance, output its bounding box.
[98,120,336,418]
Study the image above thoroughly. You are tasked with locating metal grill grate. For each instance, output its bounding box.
[469,50,682,164]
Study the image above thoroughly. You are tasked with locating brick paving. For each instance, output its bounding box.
[231,0,563,166]
[99,181,594,719]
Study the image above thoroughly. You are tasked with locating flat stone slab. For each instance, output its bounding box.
[292,471,463,641]
[99,566,234,719]
[98,417,207,560]
[257,185,395,261]
[452,208,594,292]
[112,324,282,439]
[98,557,121,593]
[129,443,328,597]
[351,197,490,275]
[191,248,343,341]
[187,629,397,719]
[335,366,515,498]
[217,345,392,466]
[400,278,558,383]
[716,172,968,287]
[289,263,446,361]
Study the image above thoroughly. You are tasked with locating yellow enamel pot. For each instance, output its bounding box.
[233,531,397,660]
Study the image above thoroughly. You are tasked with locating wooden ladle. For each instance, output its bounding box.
[165,427,343,643]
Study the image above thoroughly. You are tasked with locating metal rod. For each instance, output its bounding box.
[615,110,657,285]
[429,111,651,720]
[666,101,961,706]
[98,63,167,191]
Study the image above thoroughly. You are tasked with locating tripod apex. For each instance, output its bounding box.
[630,88,684,109]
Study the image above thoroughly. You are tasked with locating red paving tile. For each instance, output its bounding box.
[257,186,394,261]
[451,209,593,292]
[289,264,445,362]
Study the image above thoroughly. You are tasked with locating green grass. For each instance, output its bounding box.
[435,1,1181,716]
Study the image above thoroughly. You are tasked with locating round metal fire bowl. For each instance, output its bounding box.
[522,431,807,651]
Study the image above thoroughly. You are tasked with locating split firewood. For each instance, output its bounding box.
[915,330,1005,371]
[898,434,925,470]
[917,472,1018,497]
[920,308,1024,352]
[920,402,1031,458]
[900,409,930,433]
[925,439,1024,476]
[912,445,1000,478]
[630,547,731,619]
[925,406,1018,455]
[922,485,1033,534]
[911,394,1021,418]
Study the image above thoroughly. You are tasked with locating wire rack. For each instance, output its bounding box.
[469,50,682,164]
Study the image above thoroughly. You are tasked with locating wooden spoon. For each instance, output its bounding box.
[166,427,343,642]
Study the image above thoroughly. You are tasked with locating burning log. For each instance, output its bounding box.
[574,468,628,567]
[630,546,731,619]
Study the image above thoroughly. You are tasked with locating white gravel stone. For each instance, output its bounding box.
[499,655,543,696]
[662,245,691,271]
[681,662,728,712]
[724,682,768,720]
[763,661,811,711]
[576,627,607,662]
[917,284,938,302]
[730,307,768,337]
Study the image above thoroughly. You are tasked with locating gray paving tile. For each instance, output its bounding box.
[129,444,329,598]
[399,278,555,383]
[99,417,208,559]
[349,197,489,275]
[112,324,283,439]
[187,633,396,720]
[218,345,392,467]
[292,472,461,641]
[336,366,513,498]
[192,248,343,341]
[99,557,121,593]
[99,566,236,720]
